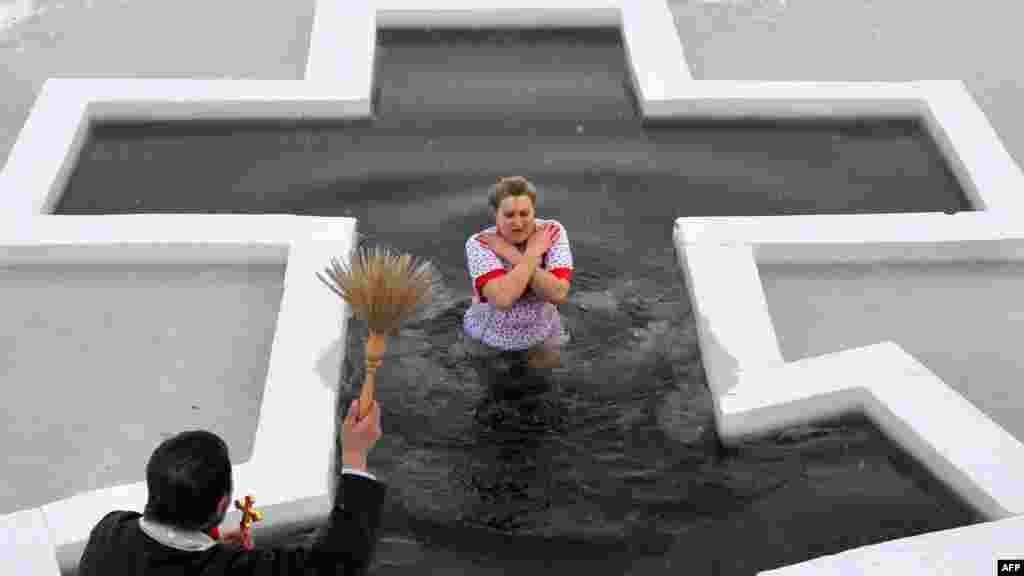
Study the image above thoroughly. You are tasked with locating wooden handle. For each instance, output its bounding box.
[358,333,387,420]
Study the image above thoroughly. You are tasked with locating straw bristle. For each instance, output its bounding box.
[317,244,438,335]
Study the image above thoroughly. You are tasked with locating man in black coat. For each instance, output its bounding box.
[78,399,384,576]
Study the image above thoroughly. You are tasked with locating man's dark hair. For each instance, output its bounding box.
[143,430,232,531]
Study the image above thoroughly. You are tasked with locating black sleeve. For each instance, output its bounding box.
[318,474,387,574]
[225,474,386,576]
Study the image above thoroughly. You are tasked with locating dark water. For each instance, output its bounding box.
[56,28,979,574]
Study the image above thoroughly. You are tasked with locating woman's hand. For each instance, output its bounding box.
[480,232,523,264]
[219,527,255,550]
[525,223,560,258]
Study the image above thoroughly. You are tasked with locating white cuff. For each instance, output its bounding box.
[341,467,377,482]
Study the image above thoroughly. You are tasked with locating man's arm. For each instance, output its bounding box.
[318,473,387,575]
[226,474,386,576]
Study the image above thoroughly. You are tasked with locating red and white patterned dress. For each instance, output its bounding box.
[463,219,574,351]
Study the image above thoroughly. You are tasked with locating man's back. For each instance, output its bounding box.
[77,474,385,576]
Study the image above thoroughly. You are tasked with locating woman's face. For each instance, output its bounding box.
[496,195,536,245]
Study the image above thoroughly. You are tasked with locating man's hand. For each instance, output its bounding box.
[341,399,382,472]
[219,527,254,550]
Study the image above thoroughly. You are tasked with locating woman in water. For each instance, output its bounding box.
[463,176,574,386]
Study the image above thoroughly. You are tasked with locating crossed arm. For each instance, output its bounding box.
[480,231,570,307]
[500,249,570,305]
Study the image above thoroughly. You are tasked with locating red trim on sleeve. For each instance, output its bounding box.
[209,527,220,541]
[474,269,507,302]
[550,268,573,283]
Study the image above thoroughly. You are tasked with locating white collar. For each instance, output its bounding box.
[138,516,218,552]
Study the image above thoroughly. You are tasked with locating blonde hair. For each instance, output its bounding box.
[489,176,538,212]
